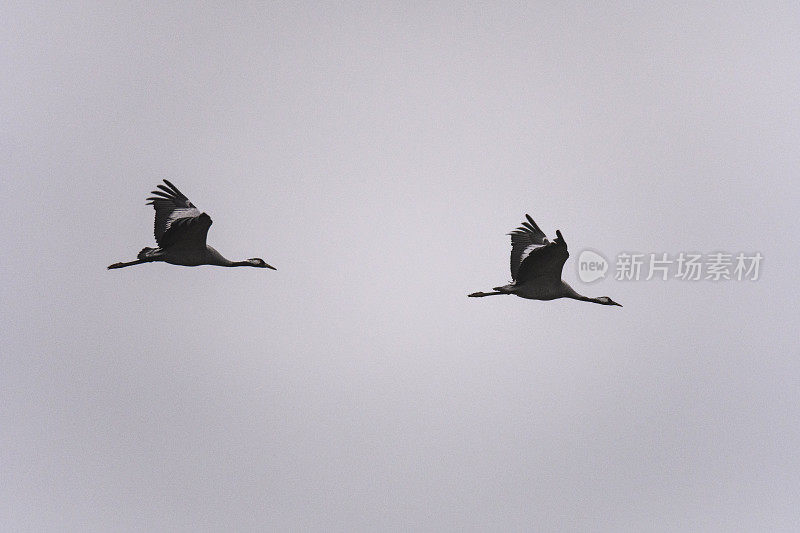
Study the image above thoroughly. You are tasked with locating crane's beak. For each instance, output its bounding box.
[265,263,277,270]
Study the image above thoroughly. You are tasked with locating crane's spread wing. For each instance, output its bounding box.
[146,180,212,248]
[508,214,550,280]
[515,227,569,283]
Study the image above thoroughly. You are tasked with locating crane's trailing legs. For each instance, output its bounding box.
[468,291,506,297]
[107,259,147,269]
[108,247,158,269]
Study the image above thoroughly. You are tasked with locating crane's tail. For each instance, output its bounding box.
[137,247,162,260]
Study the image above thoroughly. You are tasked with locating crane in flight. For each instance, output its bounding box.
[108,180,276,270]
[469,214,620,306]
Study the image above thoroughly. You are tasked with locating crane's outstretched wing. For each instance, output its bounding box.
[515,227,568,283]
[508,214,550,280]
[146,180,212,248]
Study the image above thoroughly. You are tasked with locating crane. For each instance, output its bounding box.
[469,214,620,306]
[108,180,276,270]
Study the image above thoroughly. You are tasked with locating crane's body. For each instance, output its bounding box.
[492,280,581,301]
[469,214,621,307]
[108,180,276,270]
[137,244,250,267]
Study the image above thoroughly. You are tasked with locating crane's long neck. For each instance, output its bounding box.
[563,285,606,305]
[569,294,605,304]
[212,256,253,267]
[206,247,250,267]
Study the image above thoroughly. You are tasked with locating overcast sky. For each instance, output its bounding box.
[2,1,799,531]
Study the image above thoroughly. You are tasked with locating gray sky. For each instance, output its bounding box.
[2,1,799,531]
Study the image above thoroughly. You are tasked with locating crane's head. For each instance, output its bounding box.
[596,296,622,306]
[247,258,277,270]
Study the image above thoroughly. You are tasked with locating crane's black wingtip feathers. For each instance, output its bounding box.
[163,179,185,197]
[149,179,186,201]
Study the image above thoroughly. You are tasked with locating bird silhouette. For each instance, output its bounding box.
[469,214,620,306]
[108,180,276,270]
